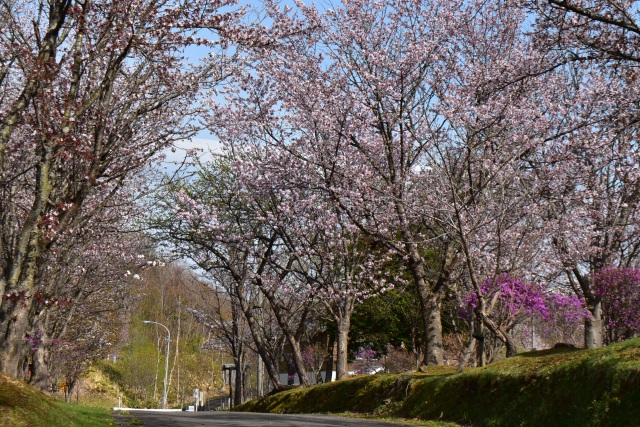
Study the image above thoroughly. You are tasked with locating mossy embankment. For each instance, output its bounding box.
[237,338,640,426]
[0,372,114,427]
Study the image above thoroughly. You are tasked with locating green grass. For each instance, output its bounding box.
[0,373,115,427]
[237,338,640,427]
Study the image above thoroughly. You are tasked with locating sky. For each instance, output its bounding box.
[160,0,330,170]
[161,135,222,166]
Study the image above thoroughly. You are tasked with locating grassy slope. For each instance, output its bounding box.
[0,373,114,427]
[238,338,640,427]
[81,366,125,408]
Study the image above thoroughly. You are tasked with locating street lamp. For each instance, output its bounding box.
[143,320,170,409]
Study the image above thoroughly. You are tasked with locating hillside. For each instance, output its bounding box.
[237,338,640,427]
[0,373,112,427]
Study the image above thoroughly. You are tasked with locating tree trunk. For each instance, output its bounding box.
[403,242,444,366]
[413,279,444,366]
[457,337,476,373]
[256,352,263,396]
[335,317,350,380]
[424,298,444,366]
[29,338,50,391]
[235,288,282,389]
[65,380,76,404]
[584,299,603,349]
[233,364,243,406]
[1,136,55,377]
[0,299,34,378]
[474,318,486,367]
[569,268,604,349]
[285,353,296,385]
[324,332,335,383]
[505,335,518,357]
[284,334,310,387]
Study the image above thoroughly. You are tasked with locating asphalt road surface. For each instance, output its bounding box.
[113,410,414,426]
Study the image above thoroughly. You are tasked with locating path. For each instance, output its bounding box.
[112,410,415,426]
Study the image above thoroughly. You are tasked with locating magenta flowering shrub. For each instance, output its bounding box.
[540,293,590,345]
[460,275,549,325]
[301,343,329,382]
[594,268,640,344]
[460,274,589,350]
[353,346,379,374]
[24,330,44,351]
[301,345,328,371]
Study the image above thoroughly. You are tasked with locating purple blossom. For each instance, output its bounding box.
[460,274,549,322]
[594,268,640,343]
[353,346,378,375]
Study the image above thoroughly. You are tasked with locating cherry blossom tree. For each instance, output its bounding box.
[0,0,241,378]
[528,0,640,64]
[423,1,554,364]
[227,135,397,379]
[25,219,156,390]
[211,0,583,367]
[523,69,640,348]
[151,158,319,388]
[207,0,478,366]
[524,0,640,349]
[186,281,253,406]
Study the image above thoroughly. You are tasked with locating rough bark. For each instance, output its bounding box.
[0,123,57,376]
[335,317,350,380]
[408,254,444,366]
[424,297,444,366]
[29,340,50,391]
[0,297,36,378]
[233,362,243,406]
[584,299,604,349]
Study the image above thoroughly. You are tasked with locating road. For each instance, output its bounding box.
[113,410,415,426]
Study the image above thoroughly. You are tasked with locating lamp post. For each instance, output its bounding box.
[143,320,170,409]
